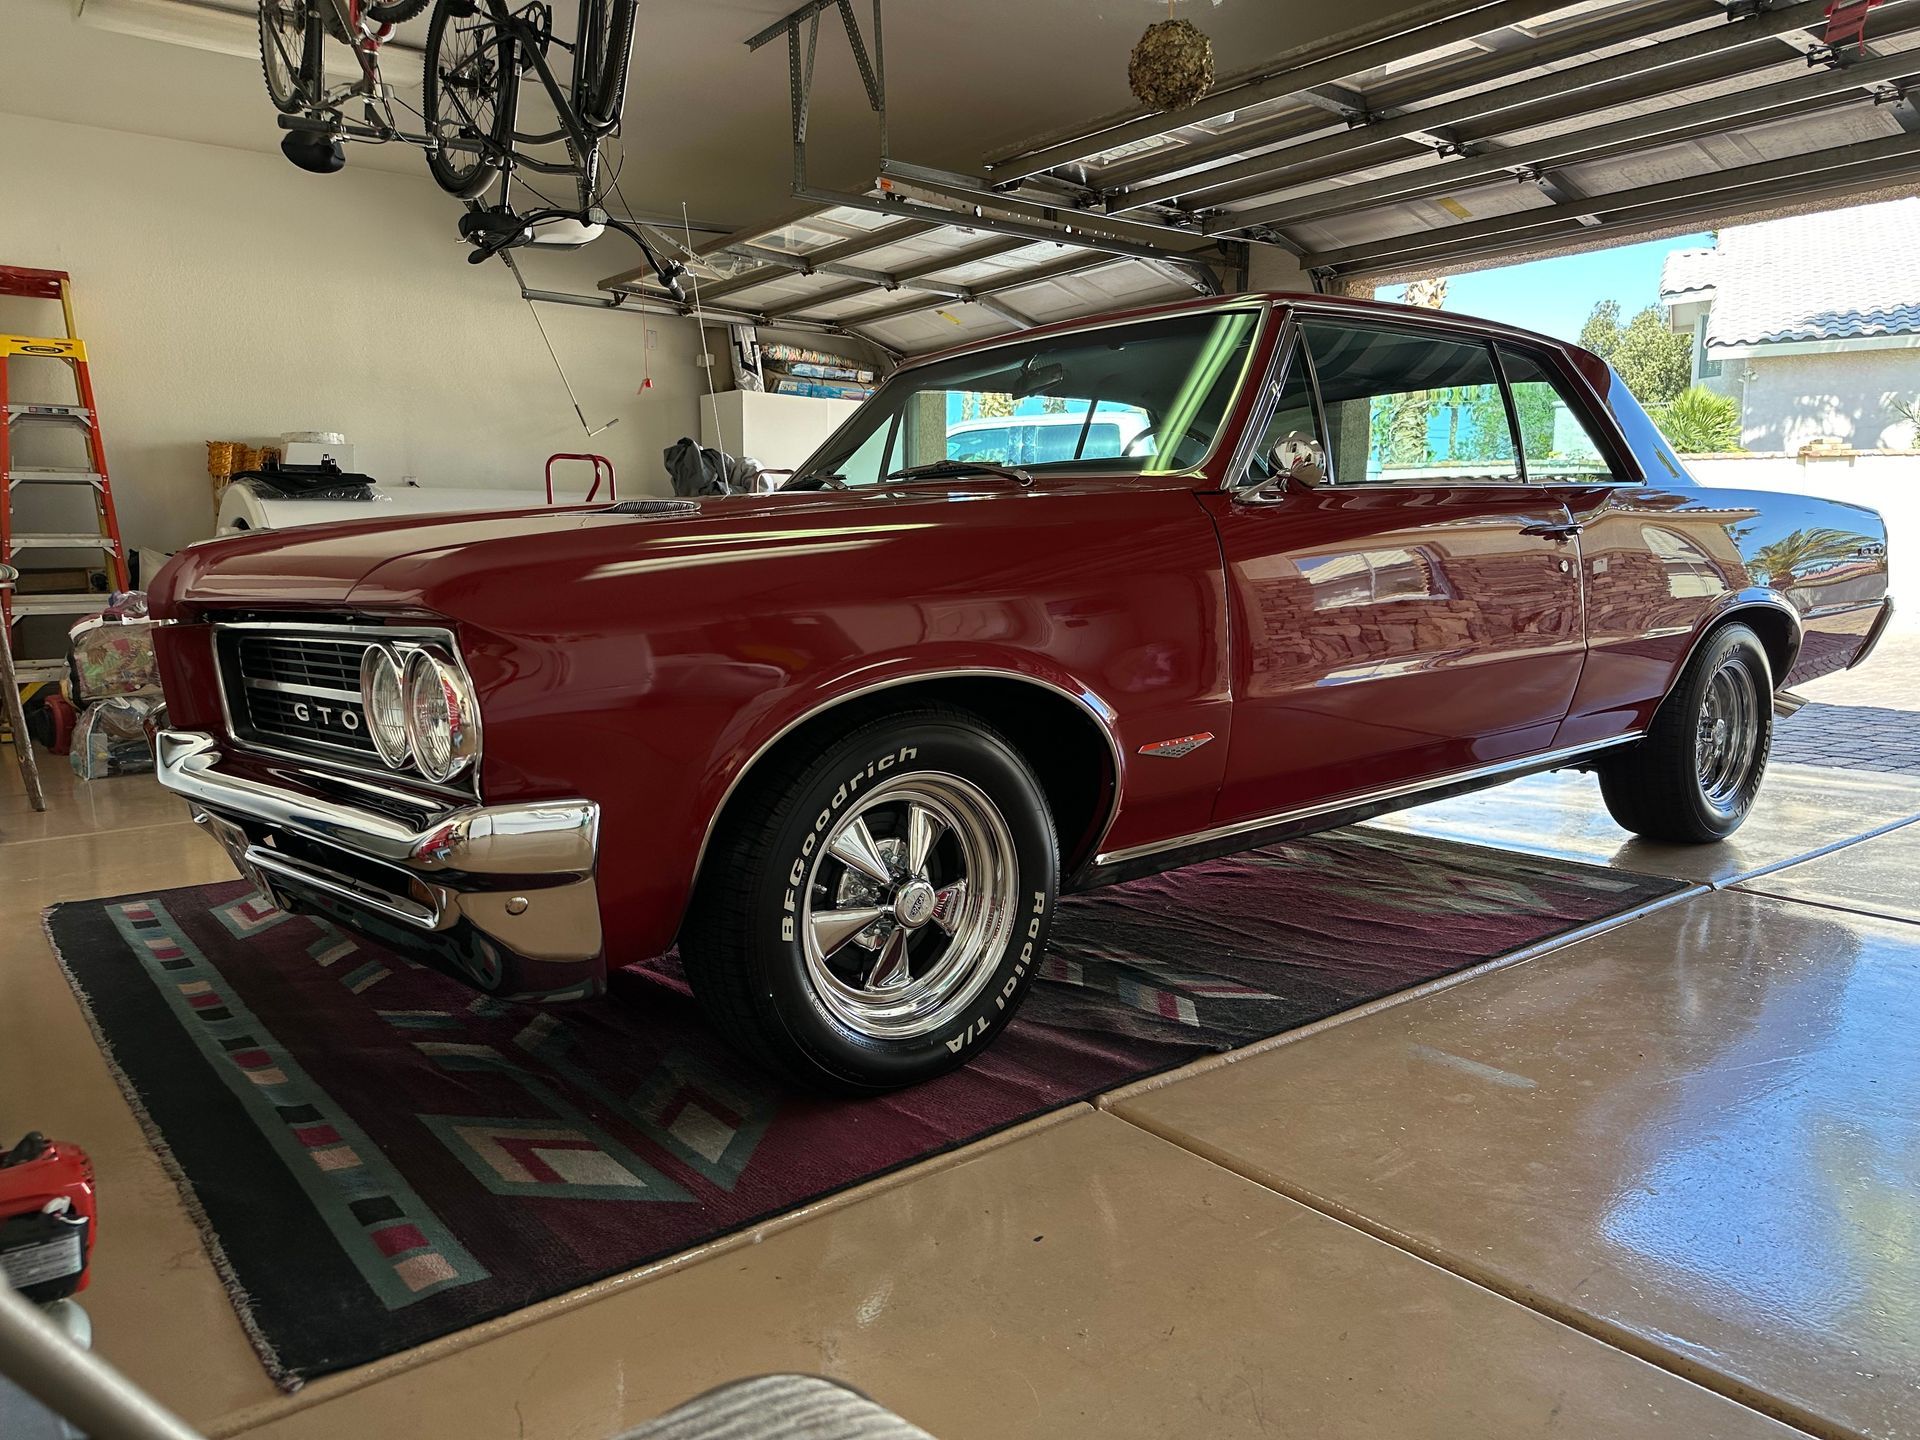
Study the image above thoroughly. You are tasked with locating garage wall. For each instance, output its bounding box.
[0,109,709,559]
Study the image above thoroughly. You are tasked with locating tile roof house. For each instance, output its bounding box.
[1660,200,1920,452]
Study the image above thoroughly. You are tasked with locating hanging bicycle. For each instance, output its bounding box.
[254,0,685,294]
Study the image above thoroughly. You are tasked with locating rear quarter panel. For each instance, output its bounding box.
[1558,482,1890,746]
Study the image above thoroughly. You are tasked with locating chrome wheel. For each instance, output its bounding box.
[1696,652,1762,812]
[800,772,1018,1041]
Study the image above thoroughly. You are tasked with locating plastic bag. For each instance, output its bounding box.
[67,606,160,704]
[69,696,161,780]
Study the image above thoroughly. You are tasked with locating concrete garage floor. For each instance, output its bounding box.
[4,730,1920,1439]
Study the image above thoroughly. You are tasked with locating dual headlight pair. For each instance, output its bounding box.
[358,645,479,782]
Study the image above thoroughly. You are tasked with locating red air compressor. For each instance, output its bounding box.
[0,1134,96,1302]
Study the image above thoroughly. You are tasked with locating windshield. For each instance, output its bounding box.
[789,308,1263,488]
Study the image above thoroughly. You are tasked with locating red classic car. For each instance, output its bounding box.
[150,293,1893,1090]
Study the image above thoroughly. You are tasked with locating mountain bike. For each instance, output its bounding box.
[419,0,630,206]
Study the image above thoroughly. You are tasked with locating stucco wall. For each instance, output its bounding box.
[1727,346,1920,452]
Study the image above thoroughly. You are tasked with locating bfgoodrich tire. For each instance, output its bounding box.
[681,706,1059,1092]
[1599,621,1774,843]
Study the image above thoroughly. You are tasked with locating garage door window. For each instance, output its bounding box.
[1302,322,1520,485]
[1497,346,1619,483]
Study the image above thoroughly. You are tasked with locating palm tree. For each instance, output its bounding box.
[1751,527,1867,588]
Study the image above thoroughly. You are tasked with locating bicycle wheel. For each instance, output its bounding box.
[422,0,513,198]
[258,0,320,114]
[578,0,633,131]
[366,0,431,21]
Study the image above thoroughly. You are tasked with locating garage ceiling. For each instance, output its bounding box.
[976,0,1920,285]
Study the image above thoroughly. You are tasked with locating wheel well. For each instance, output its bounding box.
[1709,605,1799,689]
[703,677,1118,881]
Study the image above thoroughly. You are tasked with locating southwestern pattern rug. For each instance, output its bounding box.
[45,828,1682,1388]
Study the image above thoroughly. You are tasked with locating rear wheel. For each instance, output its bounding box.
[1599,622,1773,843]
[258,0,320,114]
[423,0,513,198]
[681,707,1059,1092]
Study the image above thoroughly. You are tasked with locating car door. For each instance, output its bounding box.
[1204,315,1588,824]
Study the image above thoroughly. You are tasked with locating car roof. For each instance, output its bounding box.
[906,290,1612,394]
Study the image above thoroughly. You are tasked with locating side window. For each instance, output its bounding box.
[1498,346,1620,482]
[1248,346,1326,485]
[1301,323,1519,484]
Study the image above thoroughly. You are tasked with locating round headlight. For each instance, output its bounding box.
[403,648,480,782]
[359,646,410,767]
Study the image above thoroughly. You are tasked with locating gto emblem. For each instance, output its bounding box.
[1138,731,1215,759]
[291,700,361,732]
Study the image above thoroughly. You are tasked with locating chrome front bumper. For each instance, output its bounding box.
[155,729,605,998]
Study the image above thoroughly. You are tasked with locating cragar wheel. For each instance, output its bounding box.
[682,706,1059,1091]
[1599,621,1773,843]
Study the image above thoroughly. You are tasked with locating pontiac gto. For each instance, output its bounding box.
[150,293,1893,1090]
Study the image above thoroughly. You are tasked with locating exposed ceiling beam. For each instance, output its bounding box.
[1108,0,1840,216]
[832,254,1128,328]
[1218,47,1920,233]
[983,0,1557,182]
[601,218,938,301]
[793,186,1232,272]
[762,236,1037,318]
[1303,131,1920,272]
[1091,0,1716,192]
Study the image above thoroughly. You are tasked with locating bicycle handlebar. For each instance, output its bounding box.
[462,205,686,302]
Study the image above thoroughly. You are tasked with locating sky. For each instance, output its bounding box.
[1377,232,1713,344]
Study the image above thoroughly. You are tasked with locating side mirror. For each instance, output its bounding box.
[1238,432,1327,505]
[1271,432,1328,488]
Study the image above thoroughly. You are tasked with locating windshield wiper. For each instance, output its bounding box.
[885,460,1034,487]
[781,471,847,492]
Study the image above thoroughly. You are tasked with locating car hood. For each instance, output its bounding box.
[148,489,944,618]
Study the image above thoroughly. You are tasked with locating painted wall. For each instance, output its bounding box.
[1724,346,1920,453]
[0,109,713,563]
[1687,451,1918,633]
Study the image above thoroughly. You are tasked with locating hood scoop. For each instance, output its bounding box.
[606,499,702,519]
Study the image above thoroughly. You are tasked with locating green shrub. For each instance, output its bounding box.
[1654,385,1742,453]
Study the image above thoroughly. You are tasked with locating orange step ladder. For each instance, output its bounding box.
[1,265,128,684]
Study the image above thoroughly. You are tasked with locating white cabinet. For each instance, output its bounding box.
[697,390,864,474]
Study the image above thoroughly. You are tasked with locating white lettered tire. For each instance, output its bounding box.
[681,706,1059,1091]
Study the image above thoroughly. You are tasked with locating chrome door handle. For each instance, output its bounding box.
[1521,521,1583,540]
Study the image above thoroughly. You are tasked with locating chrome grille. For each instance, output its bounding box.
[230,633,377,758]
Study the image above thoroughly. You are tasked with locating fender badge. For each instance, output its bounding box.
[1138,731,1215,759]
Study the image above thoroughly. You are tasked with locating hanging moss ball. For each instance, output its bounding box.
[1129,19,1215,111]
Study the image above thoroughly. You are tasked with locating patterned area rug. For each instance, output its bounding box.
[44,829,1682,1388]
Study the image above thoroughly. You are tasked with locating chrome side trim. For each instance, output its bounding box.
[690,668,1130,882]
[1094,734,1642,869]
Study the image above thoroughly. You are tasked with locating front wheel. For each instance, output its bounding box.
[423,0,513,198]
[258,0,320,114]
[1599,621,1773,843]
[681,707,1059,1092]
